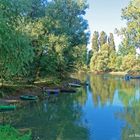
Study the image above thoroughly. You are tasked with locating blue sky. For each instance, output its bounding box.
[85,0,130,49]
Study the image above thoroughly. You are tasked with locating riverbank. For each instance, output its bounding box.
[0,71,128,104]
[87,71,127,76]
[108,71,127,76]
[0,77,83,104]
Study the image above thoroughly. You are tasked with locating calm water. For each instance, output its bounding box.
[1,74,140,140]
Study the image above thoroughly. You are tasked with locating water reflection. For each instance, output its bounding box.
[89,74,139,107]
[0,74,140,140]
[7,92,88,140]
[117,97,140,140]
[90,75,116,106]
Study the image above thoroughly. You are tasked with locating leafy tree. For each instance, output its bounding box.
[122,0,140,48]
[1,0,89,84]
[108,33,115,51]
[108,52,117,71]
[99,31,107,47]
[121,54,139,71]
[90,31,118,72]
[91,31,99,53]
[0,0,34,85]
[20,0,89,81]
[117,44,136,56]
[75,45,88,71]
[114,0,140,72]
[114,56,123,71]
[87,50,93,66]
[40,0,89,78]
[90,43,110,72]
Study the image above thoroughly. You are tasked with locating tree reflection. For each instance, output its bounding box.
[89,74,139,107]
[1,74,140,140]
[1,92,88,140]
[90,75,116,106]
[117,100,140,140]
[118,80,139,107]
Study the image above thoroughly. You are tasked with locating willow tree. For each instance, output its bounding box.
[0,0,34,85]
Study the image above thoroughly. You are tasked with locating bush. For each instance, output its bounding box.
[0,125,31,140]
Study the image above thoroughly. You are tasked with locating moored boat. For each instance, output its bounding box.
[20,95,38,100]
[0,105,16,112]
[124,74,140,80]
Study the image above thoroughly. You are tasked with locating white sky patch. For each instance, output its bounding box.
[114,34,123,51]
[85,0,130,50]
[136,48,140,54]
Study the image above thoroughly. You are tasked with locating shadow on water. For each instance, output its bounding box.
[0,74,140,140]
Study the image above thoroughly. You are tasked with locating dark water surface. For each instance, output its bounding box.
[1,74,140,140]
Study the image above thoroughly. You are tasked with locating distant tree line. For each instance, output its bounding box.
[89,0,140,72]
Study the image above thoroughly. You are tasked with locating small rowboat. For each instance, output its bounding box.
[124,74,140,80]
[0,105,16,112]
[20,95,38,100]
[68,83,81,87]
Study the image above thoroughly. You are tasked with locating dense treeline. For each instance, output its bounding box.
[0,0,140,85]
[0,0,89,85]
[89,0,140,72]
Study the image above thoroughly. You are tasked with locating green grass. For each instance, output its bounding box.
[0,125,31,140]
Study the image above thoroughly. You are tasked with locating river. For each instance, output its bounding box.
[1,74,140,140]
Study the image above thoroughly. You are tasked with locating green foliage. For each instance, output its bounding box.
[28,0,89,79]
[90,43,110,72]
[0,0,34,83]
[0,125,31,140]
[90,31,117,72]
[99,31,107,47]
[121,54,140,71]
[0,0,89,83]
[108,52,117,71]
[118,44,136,56]
[91,31,99,53]
[113,0,140,72]
[114,56,123,71]
[122,0,140,48]
[90,0,140,73]
[87,50,93,66]
[108,33,115,51]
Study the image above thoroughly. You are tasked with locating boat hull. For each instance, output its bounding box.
[0,105,16,112]
[20,95,38,100]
